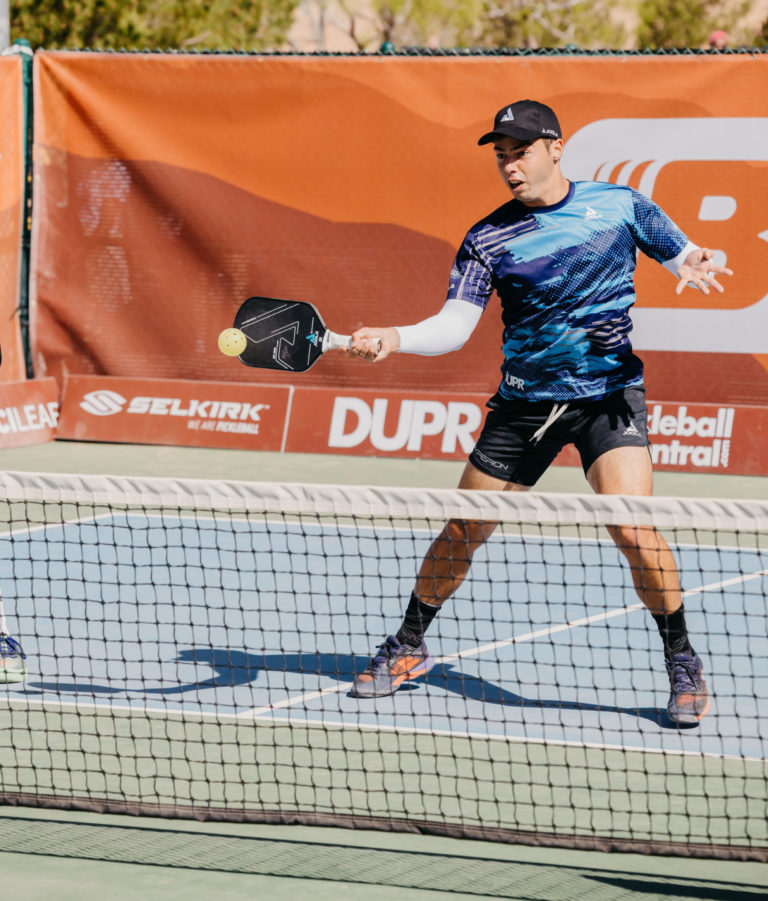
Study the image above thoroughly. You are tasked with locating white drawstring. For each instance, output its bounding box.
[530,402,569,444]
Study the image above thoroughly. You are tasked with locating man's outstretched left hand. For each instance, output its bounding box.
[676,248,733,295]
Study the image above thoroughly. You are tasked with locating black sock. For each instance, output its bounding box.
[652,606,694,658]
[396,592,440,648]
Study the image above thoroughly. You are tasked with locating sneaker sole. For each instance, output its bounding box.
[350,655,435,698]
[667,695,710,725]
[0,667,27,684]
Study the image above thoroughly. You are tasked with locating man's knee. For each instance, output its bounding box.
[444,517,495,549]
[608,523,666,558]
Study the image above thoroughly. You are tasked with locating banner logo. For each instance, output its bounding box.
[80,390,127,416]
[648,403,734,468]
[0,379,60,449]
[0,401,59,435]
[60,376,292,450]
[328,397,482,453]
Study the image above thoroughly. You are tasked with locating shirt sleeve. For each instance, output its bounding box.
[444,232,495,309]
[629,190,691,265]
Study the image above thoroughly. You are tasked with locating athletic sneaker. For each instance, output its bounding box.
[350,635,435,698]
[665,652,709,725]
[0,635,27,684]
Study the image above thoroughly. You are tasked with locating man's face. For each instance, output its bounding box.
[493,136,564,206]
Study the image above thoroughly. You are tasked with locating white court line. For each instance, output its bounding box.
[2,694,762,762]
[238,566,768,719]
[0,512,118,541]
[438,567,768,665]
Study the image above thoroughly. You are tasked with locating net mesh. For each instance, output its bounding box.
[0,471,766,861]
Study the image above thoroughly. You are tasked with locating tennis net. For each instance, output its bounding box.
[0,470,765,861]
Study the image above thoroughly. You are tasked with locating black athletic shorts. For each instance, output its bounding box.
[468,386,650,487]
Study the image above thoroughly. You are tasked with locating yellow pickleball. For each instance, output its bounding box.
[218,328,247,357]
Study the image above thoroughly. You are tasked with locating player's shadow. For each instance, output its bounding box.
[31,646,684,728]
[424,663,683,728]
[30,648,368,697]
[142,648,372,695]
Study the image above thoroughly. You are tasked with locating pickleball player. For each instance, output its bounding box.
[346,99,732,725]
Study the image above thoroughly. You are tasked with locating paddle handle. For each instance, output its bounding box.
[322,331,382,355]
[322,330,352,352]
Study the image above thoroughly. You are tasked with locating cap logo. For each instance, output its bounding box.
[500,107,515,122]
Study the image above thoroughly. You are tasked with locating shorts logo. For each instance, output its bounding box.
[473,449,509,471]
[623,422,641,437]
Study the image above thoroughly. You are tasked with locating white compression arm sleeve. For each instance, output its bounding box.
[395,298,484,356]
[661,241,699,276]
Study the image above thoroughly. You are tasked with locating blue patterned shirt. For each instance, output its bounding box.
[446,181,689,401]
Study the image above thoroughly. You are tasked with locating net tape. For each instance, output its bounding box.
[2,469,768,529]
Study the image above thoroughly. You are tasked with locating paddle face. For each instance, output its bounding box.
[233,296,329,372]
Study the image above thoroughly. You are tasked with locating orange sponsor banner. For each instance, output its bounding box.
[0,54,26,383]
[57,375,292,450]
[30,52,768,411]
[50,376,768,474]
[0,379,59,448]
[286,387,768,476]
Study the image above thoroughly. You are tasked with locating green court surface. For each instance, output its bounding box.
[1,440,766,900]
[2,805,767,901]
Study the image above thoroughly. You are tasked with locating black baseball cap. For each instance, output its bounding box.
[477,100,562,145]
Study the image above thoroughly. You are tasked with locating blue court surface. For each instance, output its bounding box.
[2,510,766,764]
